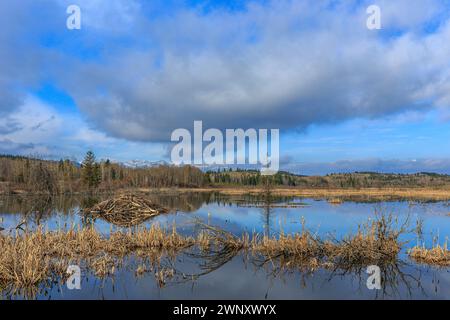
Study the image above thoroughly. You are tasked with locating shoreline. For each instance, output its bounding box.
[2,186,450,201]
[139,186,450,201]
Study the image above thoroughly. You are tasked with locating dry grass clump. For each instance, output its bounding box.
[251,231,325,271]
[0,231,60,288]
[0,224,193,296]
[409,243,450,266]
[46,227,103,258]
[132,225,194,250]
[325,214,404,268]
[90,254,117,278]
[327,198,343,205]
[190,214,405,275]
[246,214,404,273]
[0,230,69,298]
[155,268,175,287]
[249,232,325,273]
[84,194,168,227]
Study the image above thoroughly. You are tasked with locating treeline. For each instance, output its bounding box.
[206,169,450,188]
[0,153,207,194]
[206,169,296,186]
[2,154,450,195]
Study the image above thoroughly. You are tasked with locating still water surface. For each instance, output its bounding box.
[0,193,449,299]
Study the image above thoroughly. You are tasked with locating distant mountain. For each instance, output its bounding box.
[115,159,170,168]
[197,163,264,172]
[114,161,261,171]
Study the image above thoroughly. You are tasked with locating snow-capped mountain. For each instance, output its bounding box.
[117,159,170,168]
[196,163,263,172]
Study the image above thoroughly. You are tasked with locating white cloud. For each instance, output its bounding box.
[283,158,450,175]
[0,96,107,156]
[56,0,141,32]
[375,0,445,29]
[0,97,63,145]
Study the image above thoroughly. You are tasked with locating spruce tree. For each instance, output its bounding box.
[81,151,101,190]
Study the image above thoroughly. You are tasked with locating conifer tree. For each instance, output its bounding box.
[81,151,101,190]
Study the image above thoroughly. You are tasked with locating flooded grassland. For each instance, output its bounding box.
[0,192,449,300]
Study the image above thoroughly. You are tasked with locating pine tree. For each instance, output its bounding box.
[81,151,101,190]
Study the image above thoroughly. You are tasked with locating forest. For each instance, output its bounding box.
[1,153,450,195]
[0,153,206,194]
[207,169,450,188]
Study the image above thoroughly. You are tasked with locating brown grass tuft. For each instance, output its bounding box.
[409,243,450,266]
[0,224,192,296]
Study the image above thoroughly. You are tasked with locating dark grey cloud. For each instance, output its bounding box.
[57,0,450,142]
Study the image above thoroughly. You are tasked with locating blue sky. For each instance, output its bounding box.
[1,0,450,174]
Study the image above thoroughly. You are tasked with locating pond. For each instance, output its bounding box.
[0,192,449,300]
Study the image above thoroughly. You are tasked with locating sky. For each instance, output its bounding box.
[1,0,450,175]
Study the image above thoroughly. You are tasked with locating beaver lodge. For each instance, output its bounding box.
[84,194,169,227]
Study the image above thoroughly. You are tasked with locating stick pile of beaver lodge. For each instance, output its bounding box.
[84,194,169,227]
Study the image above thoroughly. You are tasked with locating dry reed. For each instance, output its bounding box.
[0,213,442,298]
[0,223,192,296]
[409,243,450,266]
